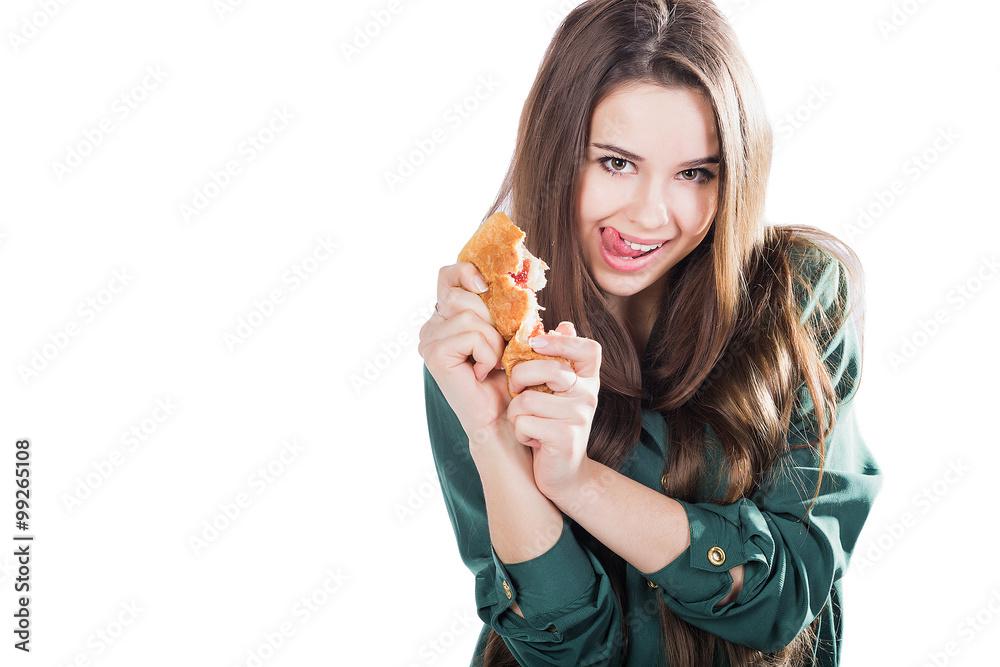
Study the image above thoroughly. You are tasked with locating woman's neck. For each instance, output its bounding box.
[607,277,667,359]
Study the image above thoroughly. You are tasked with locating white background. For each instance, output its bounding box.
[1,0,997,665]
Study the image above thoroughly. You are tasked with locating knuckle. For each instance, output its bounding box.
[519,389,537,410]
[437,264,451,285]
[475,329,493,354]
[423,341,443,365]
[441,286,460,307]
[418,319,436,342]
[452,308,475,328]
[458,261,477,284]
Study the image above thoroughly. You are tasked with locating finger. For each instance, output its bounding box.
[510,412,581,452]
[422,328,502,382]
[527,334,602,378]
[420,309,506,381]
[438,262,489,302]
[509,388,593,424]
[509,358,576,395]
[437,283,496,328]
[510,414,551,449]
[449,309,504,355]
[554,321,576,337]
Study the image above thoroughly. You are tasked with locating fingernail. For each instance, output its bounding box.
[473,276,488,293]
[528,336,547,348]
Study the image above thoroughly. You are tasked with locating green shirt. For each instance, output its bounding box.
[423,247,882,666]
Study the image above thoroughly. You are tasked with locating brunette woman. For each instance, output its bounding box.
[418,1,881,665]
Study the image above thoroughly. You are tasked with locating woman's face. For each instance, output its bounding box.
[576,81,720,303]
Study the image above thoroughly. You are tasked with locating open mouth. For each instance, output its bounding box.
[601,227,666,260]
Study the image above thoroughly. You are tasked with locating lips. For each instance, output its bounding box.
[597,227,670,273]
[601,227,664,259]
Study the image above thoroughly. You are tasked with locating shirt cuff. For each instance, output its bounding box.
[641,499,769,614]
[490,516,597,628]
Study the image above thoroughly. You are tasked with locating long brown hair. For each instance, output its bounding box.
[480,1,862,664]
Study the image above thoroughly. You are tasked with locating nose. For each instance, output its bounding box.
[625,177,670,230]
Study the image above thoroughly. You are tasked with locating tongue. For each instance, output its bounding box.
[602,227,645,258]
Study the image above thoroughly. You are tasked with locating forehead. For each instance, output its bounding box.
[589,82,719,156]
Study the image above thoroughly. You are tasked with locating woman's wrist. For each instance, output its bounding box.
[468,417,525,469]
[469,417,565,564]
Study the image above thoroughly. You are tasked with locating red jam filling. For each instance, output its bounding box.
[530,321,544,337]
[509,259,530,288]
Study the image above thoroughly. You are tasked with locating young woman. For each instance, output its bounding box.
[418,1,881,665]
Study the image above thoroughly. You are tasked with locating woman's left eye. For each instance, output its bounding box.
[679,168,715,182]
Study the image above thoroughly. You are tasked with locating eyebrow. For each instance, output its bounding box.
[591,142,721,169]
[592,143,645,162]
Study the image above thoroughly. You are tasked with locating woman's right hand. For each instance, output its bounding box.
[418,262,512,443]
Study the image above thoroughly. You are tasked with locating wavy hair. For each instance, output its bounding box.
[480,1,862,665]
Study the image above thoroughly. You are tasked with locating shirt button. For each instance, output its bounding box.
[707,547,726,566]
[660,472,669,490]
[647,579,658,589]
[502,580,512,599]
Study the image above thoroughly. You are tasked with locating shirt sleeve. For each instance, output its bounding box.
[639,247,883,653]
[423,366,624,665]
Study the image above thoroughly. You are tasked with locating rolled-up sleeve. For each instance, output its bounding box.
[424,366,624,665]
[639,248,882,652]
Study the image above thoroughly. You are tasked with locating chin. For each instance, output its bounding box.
[594,272,664,298]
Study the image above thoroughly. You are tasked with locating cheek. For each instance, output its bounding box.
[675,188,718,234]
[578,168,616,224]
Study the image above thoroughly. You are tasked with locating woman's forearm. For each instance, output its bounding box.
[546,458,744,604]
[471,421,565,566]
[546,457,690,573]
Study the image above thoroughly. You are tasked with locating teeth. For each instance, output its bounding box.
[624,239,663,252]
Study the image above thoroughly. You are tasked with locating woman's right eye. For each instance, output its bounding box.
[598,156,636,176]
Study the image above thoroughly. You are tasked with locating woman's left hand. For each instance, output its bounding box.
[505,321,602,501]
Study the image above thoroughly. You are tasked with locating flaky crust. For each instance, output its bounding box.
[457,212,571,395]
[458,212,525,276]
[458,213,533,340]
[480,275,532,341]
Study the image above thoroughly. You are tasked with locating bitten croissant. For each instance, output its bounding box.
[458,212,574,397]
